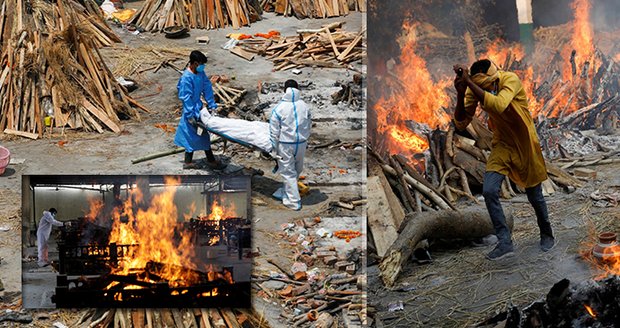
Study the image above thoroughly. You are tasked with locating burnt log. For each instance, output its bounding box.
[451,147,486,186]
[379,208,514,287]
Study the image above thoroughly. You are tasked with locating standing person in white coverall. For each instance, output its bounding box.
[37,208,67,267]
[269,80,311,211]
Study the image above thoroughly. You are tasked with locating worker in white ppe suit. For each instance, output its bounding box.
[37,208,67,267]
[269,80,311,211]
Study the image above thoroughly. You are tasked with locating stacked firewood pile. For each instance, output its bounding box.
[261,0,366,19]
[237,23,365,71]
[129,0,263,32]
[0,307,270,327]
[0,0,118,48]
[367,116,584,287]
[0,0,146,139]
[255,218,366,327]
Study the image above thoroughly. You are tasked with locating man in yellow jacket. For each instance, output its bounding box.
[453,59,554,260]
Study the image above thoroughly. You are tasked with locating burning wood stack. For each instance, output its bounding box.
[237,23,365,71]
[0,0,145,139]
[261,0,366,19]
[129,0,263,32]
[486,43,620,134]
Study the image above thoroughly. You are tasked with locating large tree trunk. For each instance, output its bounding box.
[379,208,514,287]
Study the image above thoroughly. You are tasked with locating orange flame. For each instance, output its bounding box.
[584,304,596,318]
[373,21,451,158]
[580,228,620,280]
[388,127,429,154]
[85,197,105,222]
[205,200,236,222]
[106,177,199,287]
[553,0,597,116]
[483,40,525,69]
[202,288,219,297]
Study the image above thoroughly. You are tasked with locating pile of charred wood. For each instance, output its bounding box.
[478,275,620,328]
[0,0,146,139]
[237,22,365,71]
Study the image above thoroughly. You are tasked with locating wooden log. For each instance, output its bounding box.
[145,309,154,328]
[131,309,145,328]
[3,128,39,139]
[446,123,455,158]
[387,176,414,214]
[220,309,242,328]
[200,309,213,328]
[230,46,255,61]
[208,309,227,328]
[390,156,417,213]
[546,161,584,187]
[368,162,406,257]
[452,147,486,185]
[454,135,487,162]
[379,208,515,286]
[382,164,453,210]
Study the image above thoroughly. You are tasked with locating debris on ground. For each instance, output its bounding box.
[238,23,366,71]
[255,217,366,327]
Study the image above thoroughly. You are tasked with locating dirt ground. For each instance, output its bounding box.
[368,161,620,327]
[0,8,366,327]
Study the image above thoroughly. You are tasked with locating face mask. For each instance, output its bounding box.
[196,64,205,73]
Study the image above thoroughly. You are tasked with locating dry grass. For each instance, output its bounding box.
[374,199,611,328]
[102,44,194,78]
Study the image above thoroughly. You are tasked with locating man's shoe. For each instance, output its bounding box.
[486,243,515,260]
[540,235,556,252]
[205,160,227,170]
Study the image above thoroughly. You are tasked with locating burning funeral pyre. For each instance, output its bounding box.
[367,0,619,286]
[52,177,251,308]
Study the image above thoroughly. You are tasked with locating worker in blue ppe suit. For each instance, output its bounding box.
[269,80,311,211]
[37,208,68,267]
[175,50,226,170]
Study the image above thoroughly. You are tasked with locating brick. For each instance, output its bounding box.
[346,264,356,275]
[323,256,338,266]
[335,261,353,271]
[316,251,337,258]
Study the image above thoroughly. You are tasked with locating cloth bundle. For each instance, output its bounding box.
[199,108,273,153]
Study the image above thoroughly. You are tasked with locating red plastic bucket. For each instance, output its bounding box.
[0,146,10,175]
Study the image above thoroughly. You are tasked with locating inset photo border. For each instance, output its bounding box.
[21,174,251,308]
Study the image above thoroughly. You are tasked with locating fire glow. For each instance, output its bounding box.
[584,304,597,318]
[373,21,451,157]
[85,177,236,289]
[371,0,608,160]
